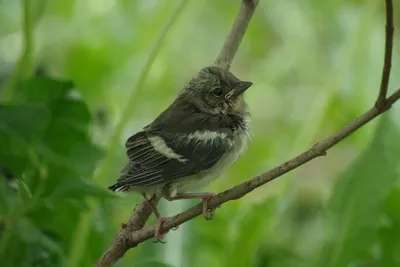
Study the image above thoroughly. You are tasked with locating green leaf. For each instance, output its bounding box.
[382,185,400,221]
[378,185,400,267]
[0,72,104,267]
[14,218,63,255]
[52,98,91,131]
[0,104,50,178]
[0,104,50,140]
[16,218,49,244]
[35,93,102,175]
[378,220,400,267]
[13,76,73,107]
[315,114,400,267]
[35,122,102,176]
[11,76,103,176]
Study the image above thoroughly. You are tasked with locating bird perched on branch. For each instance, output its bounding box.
[109,66,252,242]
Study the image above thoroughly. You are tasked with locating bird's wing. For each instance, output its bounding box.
[114,129,232,189]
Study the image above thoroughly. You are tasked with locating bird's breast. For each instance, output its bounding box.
[207,111,251,175]
[174,113,251,194]
[222,119,251,168]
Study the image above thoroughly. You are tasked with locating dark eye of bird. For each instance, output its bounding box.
[212,88,223,97]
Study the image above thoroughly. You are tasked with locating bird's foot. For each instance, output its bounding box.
[153,216,172,244]
[143,197,174,244]
[161,191,219,221]
[201,193,217,220]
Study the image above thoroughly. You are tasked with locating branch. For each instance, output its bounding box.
[214,0,259,70]
[95,1,259,266]
[94,197,160,267]
[376,0,394,107]
[117,88,400,246]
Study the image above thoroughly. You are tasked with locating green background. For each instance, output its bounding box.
[0,0,399,266]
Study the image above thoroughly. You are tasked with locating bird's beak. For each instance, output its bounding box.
[225,81,253,100]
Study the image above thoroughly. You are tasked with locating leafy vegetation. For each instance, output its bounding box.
[0,0,399,267]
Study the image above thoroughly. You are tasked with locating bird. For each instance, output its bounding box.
[109,66,252,242]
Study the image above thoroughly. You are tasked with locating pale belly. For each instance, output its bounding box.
[173,127,251,194]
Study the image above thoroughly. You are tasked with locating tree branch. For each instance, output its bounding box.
[96,0,397,266]
[114,88,400,246]
[214,0,259,70]
[94,197,160,267]
[376,0,394,107]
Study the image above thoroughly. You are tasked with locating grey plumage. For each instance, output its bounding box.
[108,66,252,241]
[109,66,251,196]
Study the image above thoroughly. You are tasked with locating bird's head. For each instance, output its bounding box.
[179,66,252,115]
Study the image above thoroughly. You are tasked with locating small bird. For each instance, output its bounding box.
[109,66,252,242]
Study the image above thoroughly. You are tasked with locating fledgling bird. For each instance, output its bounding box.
[109,66,252,242]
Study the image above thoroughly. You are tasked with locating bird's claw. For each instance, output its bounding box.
[203,208,216,220]
[201,194,217,220]
[153,238,167,244]
[154,216,170,244]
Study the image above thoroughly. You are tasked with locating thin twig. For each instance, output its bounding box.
[214,0,259,70]
[376,0,394,107]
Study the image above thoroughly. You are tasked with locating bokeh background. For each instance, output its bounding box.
[1,0,400,266]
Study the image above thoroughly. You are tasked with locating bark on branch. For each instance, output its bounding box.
[95,0,396,266]
[106,88,400,249]
[94,196,160,266]
[214,0,260,70]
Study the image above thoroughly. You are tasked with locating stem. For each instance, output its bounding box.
[1,0,34,101]
[21,0,34,78]
[375,0,394,106]
[214,0,259,70]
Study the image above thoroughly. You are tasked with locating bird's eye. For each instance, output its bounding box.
[212,88,223,97]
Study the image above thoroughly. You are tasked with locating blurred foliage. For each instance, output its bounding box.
[0,0,400,267]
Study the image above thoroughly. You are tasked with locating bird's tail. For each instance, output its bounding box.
[109,162,133,192]
[108,182,130,192]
